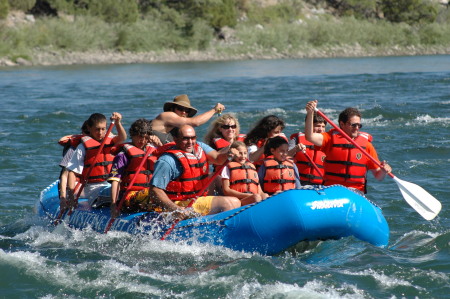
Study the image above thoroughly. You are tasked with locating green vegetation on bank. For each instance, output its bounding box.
[1,0,449,64]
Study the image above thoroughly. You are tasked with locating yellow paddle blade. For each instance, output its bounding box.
[392,176,442,220]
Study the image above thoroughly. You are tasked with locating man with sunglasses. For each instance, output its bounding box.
[150,125,241,220]
[305,100,391,194]
[151,94,225,145]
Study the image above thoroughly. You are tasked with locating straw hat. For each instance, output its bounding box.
[163,94,198,117]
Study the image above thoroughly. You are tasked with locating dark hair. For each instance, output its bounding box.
[305,112,327,125]
[86,113,107,128]
[339,107,361,124]
[245,115,285,146]
[81,120,89,135]
[129,118,153,137]
[264,136,288,156]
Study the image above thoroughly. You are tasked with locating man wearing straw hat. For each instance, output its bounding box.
[151,94,225,145]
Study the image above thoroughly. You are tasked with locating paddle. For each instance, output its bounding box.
[315,108,442,220]
[54,121,115,224]
[160,158,230,240]
[301,149,324,180]
[104,145,155,233]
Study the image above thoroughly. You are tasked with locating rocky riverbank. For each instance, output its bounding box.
[2,44,449,68]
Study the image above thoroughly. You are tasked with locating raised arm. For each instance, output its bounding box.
[110,112,127,144]
[305,100,323,147]
[162,103,224,128]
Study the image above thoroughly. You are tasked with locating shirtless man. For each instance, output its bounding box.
[151,94,225,144]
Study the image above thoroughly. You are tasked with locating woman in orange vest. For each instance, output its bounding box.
[258,136,301,195]
[108,119,160,217]
[221,141,268,205]
[244,115,286,170]
[204,113,246,151]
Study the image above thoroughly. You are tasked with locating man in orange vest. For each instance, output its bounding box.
[150,125,241,220]
[305,100,391,193]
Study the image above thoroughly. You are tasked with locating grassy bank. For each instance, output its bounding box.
[1,5,450,66]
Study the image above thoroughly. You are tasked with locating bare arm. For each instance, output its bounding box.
[371,161,392,181]
[206,145,230,165]
[110,112,127,144]
[248,144,265,163]
[160,103,224,128]
[305,100,323,146]
[222,178,248,199]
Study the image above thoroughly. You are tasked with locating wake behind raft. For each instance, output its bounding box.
[36,181,389,255]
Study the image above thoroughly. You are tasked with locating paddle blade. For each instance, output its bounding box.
[392,176,442,220]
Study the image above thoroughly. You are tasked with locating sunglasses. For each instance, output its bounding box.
[181,136,197,141]
[175,106,191,113]
[348,123,363,129]
[221,124,237,129]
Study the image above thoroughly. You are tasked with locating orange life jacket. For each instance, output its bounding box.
[213,134,247,151]
[228,161,259,194]
[165,144,209,200]
[290,132,325,185]
[262,156,296,195]
[324,130,373,192]
[81,136,115,183]
[113,143,156,191]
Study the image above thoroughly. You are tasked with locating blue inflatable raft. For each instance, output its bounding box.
[36,181,389,255]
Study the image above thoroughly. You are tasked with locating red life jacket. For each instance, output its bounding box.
[324,130,373,192]
[290,132,325,185]
[213,134,247,151]
[114,143,156,191]
[165,144,209,201]
[228,161,259,194]
[262,156,296,195]
[81,136,115,183]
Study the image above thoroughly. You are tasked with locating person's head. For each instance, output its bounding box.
[173,125,197,153]
[307,113,327,133]
[264,136,289,162]
[129,118,153,149]
[205,113,240,145]
[338,107,362,138]
[163,94,198,118]
[245,115,285,145]
[86,113,107,142]
[230,141,247,164]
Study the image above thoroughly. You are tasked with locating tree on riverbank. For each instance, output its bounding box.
[1,0,449,66]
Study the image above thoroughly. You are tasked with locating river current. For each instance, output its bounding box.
[0,55,449,298]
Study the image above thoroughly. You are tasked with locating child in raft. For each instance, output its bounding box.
[258,136,301,195]
[221,141,268,205]
[107,118,162,218]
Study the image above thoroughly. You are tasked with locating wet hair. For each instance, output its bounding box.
[304,112,327,125]
[86,113,107,128]
[204,113,241,147]
[129,118,153,137]
[339,107,361,124]
[244,115,285,146]
[264,136,288,156]
[81,120,89,135]
[231,140,246,150]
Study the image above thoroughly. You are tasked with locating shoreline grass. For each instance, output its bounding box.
[1,13,450,67]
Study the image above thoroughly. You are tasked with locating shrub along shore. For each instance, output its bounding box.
[1,0,450,67]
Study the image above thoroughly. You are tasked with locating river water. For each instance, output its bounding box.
[0,55,449,298]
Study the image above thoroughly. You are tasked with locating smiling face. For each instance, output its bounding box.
[232,145,248,164]
[89,121,107,142]
[175,125,197,153]
[219,119,237,142]
[270,143,289,162]
[340,116,362,139]
[313,122,326,133]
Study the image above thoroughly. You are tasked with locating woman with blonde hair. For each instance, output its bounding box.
[204,113,246,151]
